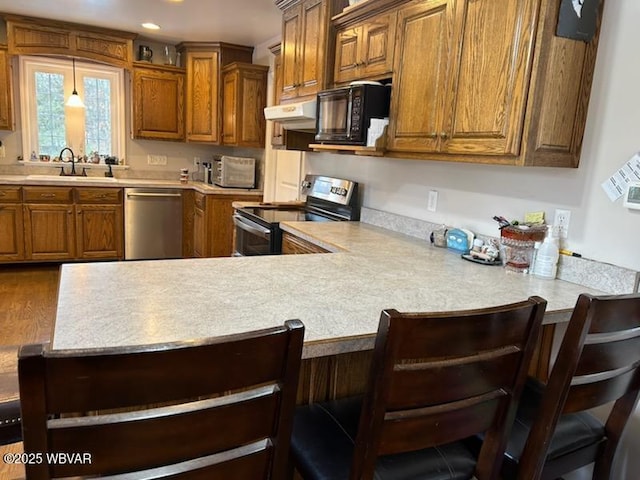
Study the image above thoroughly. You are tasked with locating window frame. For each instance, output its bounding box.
[19,55,126,160]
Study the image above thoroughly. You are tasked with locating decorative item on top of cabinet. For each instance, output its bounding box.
[0,187,24,261]
[5,15,135,69]
[177,42,254,144]
[132,63,185,141]
[221,62,269,148]
[0,46,14,131]
[275,0,344,101]
[385,0,603,168]
[333,10,396,84]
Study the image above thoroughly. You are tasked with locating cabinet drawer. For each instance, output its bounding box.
[76,188,122,204]
[23,187,73,203]
[194,191,207,210]
[0,186,21,203]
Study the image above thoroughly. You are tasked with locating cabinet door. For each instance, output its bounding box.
[270,44,286,147]
[298,0,327,98]
[388,0,456,153]
[222,64,268,148]
[0,204,24,261]
[443,0,538,155]
[132,65,184,141]
[280,4,302,101]
[222,69,239,146]
[23,204,75,261]
[360,12,396,80]
[192,192,209,258]
[185,51,220,143]
[0,47,13,131]
[76,204,123,260]
[334,26,361,84]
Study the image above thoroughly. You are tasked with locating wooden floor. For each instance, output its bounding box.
[0,263,59,480]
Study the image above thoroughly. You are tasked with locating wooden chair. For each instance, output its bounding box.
[18,320,304,480]
[289,297,547,480]
[499,293,640,480]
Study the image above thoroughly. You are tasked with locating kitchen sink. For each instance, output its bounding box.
[26,175,118,182]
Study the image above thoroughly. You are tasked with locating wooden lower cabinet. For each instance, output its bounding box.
[0,186,24,261]
[7,186,124,263]
[282,231,330,254]
[189,192,262,258]
[75,188,124,260]
[23,203,76,261]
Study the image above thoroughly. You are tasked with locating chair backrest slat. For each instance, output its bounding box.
[350,296,547,480]
[517,293,640,480]
[19,320,304,479]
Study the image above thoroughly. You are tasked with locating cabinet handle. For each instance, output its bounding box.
[428,132,438,139]
[67,210,73,214]
[440,132,449,139]
[40,193,56,198]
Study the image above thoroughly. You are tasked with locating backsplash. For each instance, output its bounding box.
[361,207,640,295]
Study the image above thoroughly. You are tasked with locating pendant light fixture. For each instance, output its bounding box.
[66,58,85,108]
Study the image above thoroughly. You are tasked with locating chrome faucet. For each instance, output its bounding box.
[58,147,86,176]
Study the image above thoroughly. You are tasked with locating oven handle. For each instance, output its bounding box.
[233,214,272,239]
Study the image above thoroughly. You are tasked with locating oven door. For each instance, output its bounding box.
[233,214,280,256]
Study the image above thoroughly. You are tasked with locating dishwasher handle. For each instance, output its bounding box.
[126,192,182,198]
[233,214,271,239]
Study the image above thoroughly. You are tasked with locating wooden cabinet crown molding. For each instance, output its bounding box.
[4,14,136,69]
[332,0,409,27]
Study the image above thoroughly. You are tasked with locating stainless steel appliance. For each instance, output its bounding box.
[233,175,359,256]
[213,155,256,188]
[124,188,183,260]
[315,82,390,145]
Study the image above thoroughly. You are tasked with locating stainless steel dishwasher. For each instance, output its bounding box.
[124,188,183,260]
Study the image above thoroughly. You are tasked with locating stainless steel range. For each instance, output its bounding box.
[233,175,359,256]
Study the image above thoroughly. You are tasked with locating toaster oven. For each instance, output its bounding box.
[213,155,256,188]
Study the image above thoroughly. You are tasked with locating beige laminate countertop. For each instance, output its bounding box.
[0,175,263,196]
[52,221,604,358]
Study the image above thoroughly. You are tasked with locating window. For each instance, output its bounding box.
[20,56,125,160]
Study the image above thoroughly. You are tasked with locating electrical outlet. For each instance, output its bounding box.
[427,190,438,212]
[147,155,167,166]
[193,156,200,168]
[554,209,571,239]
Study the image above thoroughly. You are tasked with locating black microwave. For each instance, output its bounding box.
[315,83,390,145]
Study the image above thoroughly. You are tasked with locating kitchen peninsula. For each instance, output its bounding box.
[53,221,603,401]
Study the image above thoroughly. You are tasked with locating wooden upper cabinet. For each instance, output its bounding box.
[222,62,269,148]
[132,63,185,141]
[387,0,454,153]
[184,50,220,143]
[0,46,13,131]
[443,0,538,156]
[384,0,602,167]
[388,0,537,157]
[334,11,396,84]
[6,16,135,68]
[279,0,333,101]
[178,43,254,144]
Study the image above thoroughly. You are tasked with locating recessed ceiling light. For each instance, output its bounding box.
[141,22,161,30]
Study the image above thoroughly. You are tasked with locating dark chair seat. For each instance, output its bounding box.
[497,293,640,480]
[0,399,21,445]
[292,396,477,480]
[289,297,547,480]
[499,379,605,479]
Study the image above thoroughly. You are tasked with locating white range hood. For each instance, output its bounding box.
[264,100,316,131]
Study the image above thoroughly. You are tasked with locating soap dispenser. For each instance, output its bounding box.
[532,226,559,279]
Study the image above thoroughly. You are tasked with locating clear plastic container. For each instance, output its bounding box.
[532,226,559,279]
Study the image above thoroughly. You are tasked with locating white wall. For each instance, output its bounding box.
[305,0,640,272]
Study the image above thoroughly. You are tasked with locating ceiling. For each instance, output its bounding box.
[0,0,283,46]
